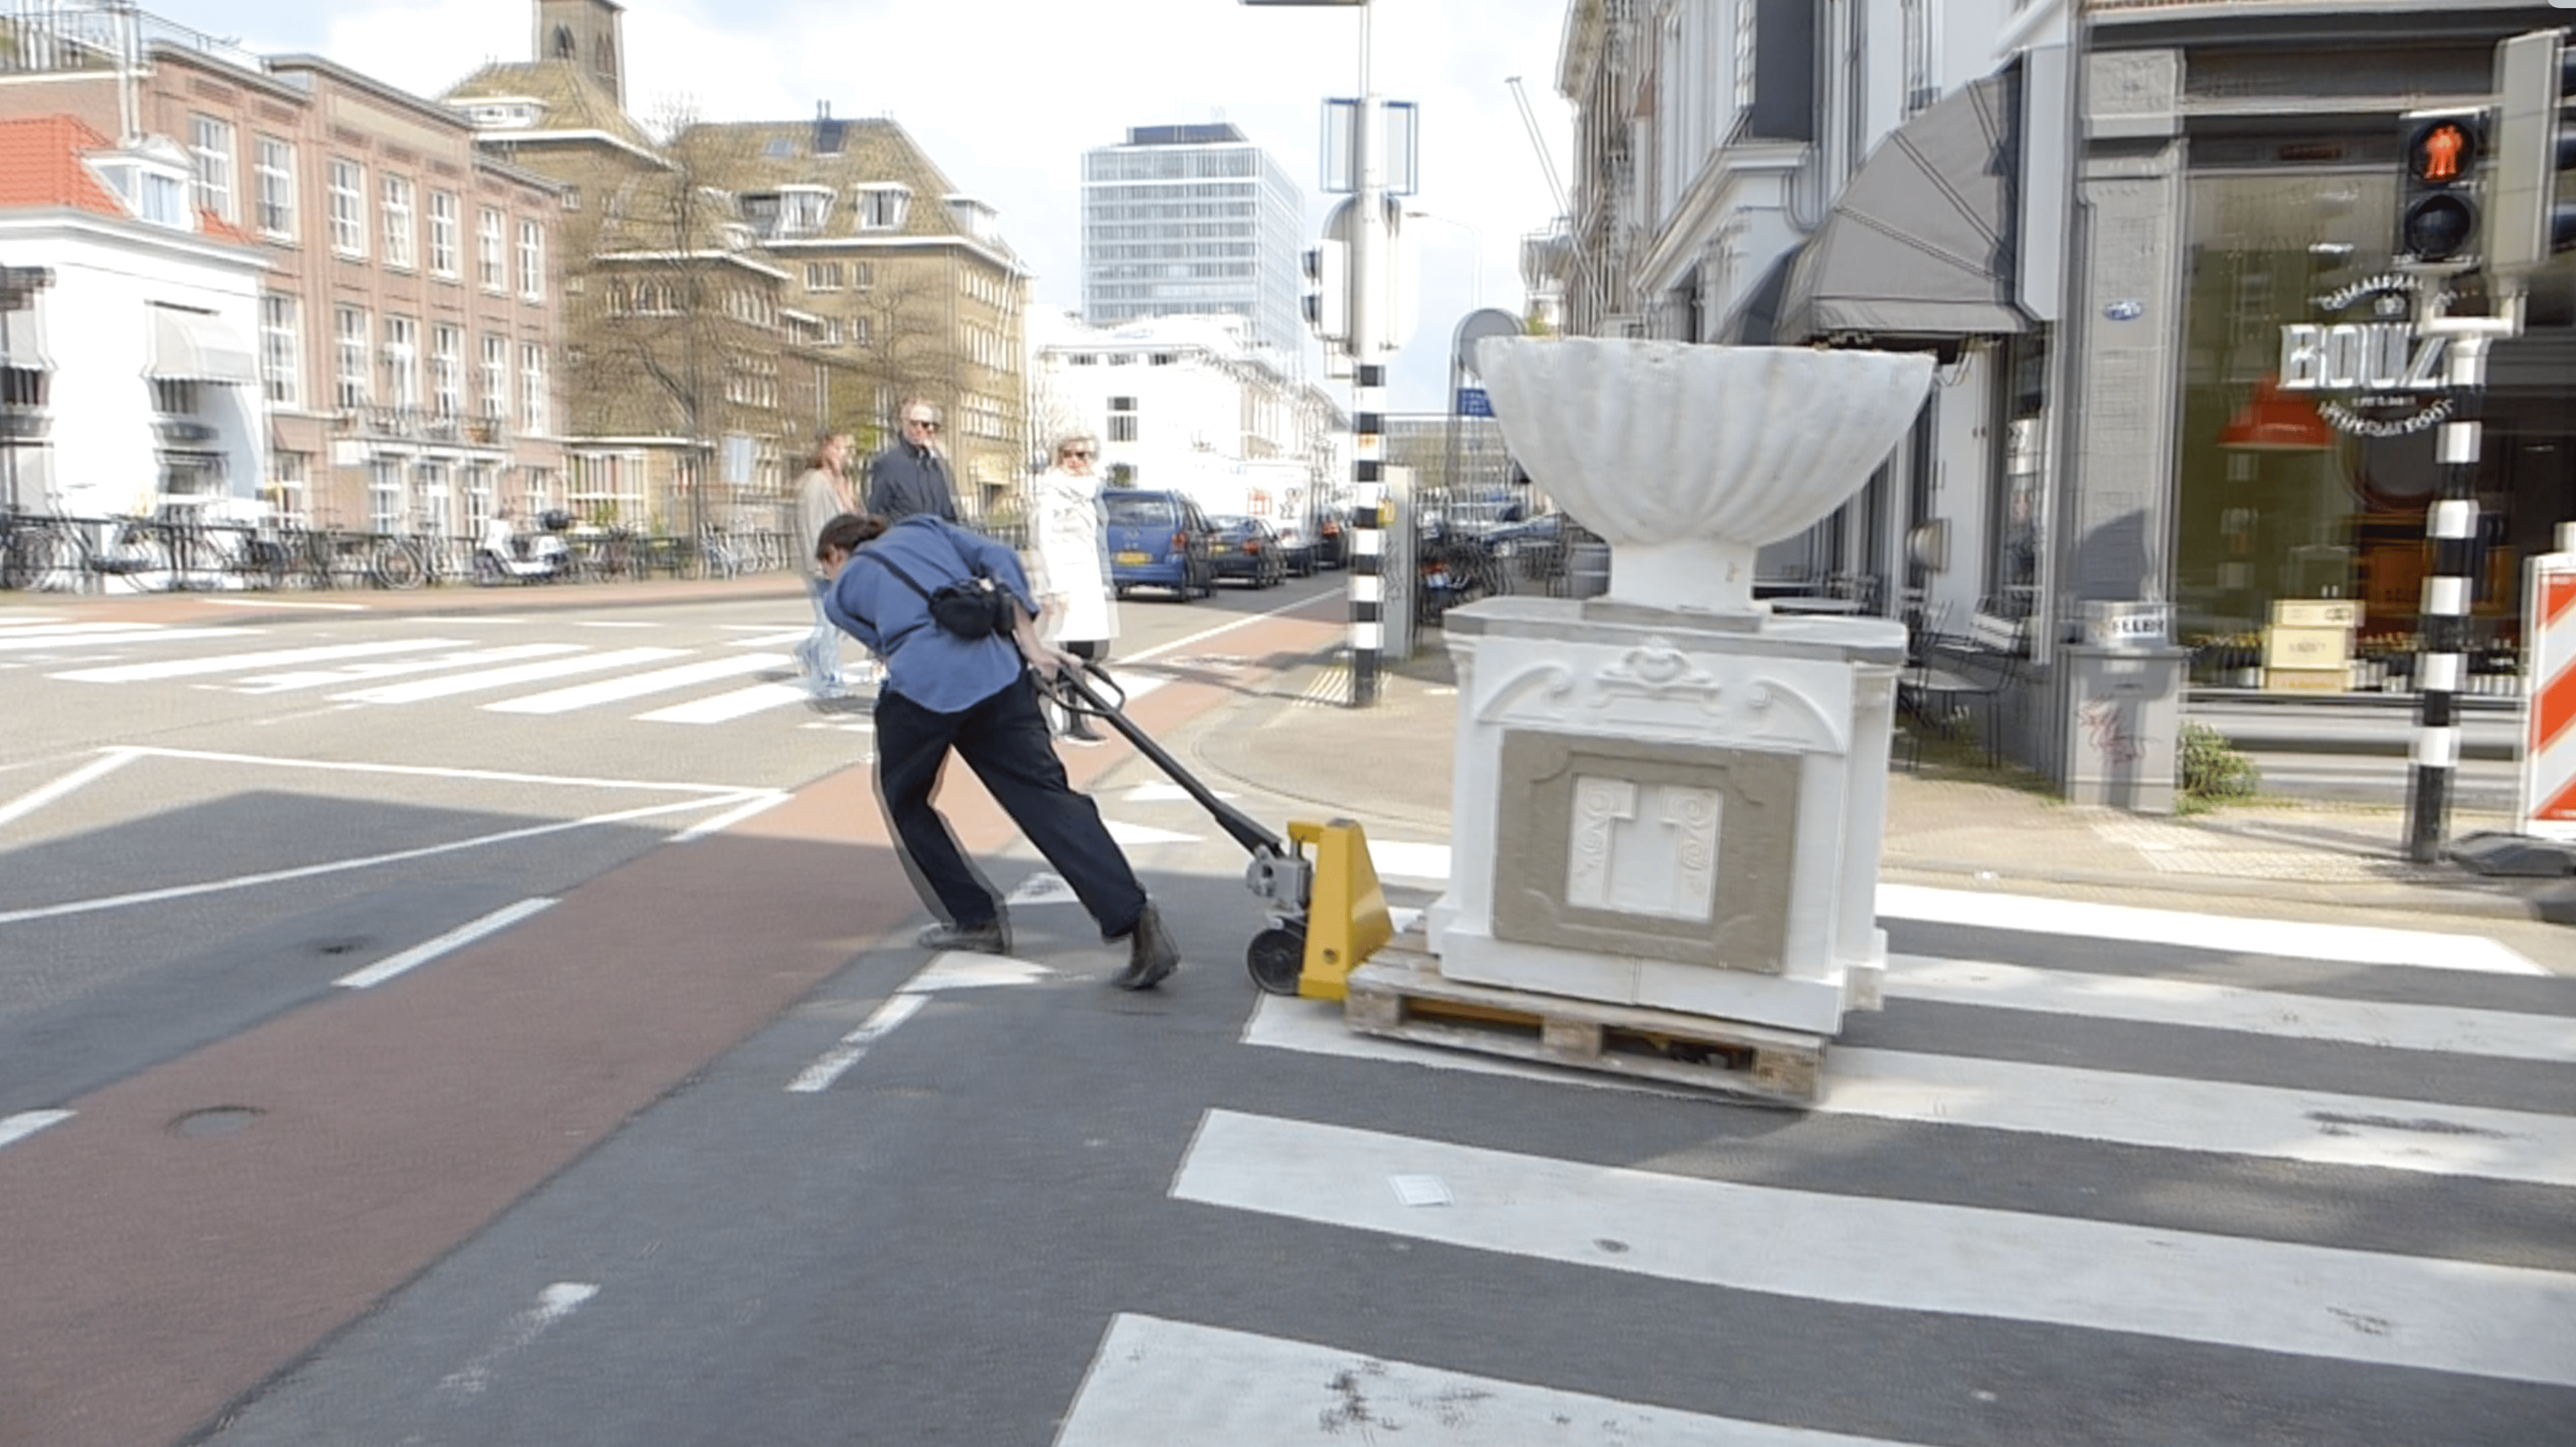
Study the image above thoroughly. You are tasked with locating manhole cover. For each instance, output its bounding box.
[171,1106,264,1138]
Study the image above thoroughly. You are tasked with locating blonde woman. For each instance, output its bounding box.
[1026,432,1119,744]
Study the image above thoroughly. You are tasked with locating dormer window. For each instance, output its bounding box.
[93,143,196,232]
[944,194,999,244]
[854,183,910,231]
[779,185,830,237]
[464,100,543,130]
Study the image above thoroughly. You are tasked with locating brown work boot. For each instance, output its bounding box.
[1108,902,1179,991]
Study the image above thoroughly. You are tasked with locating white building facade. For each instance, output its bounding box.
[1030,309,1344,529]
[0,118,268,520]
[1080,123,1306,359]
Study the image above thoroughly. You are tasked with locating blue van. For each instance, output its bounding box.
[1104,490,1217,599]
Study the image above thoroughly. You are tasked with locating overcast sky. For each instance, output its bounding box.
[191,0,1577,411]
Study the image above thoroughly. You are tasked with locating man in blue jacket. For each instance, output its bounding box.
[819,511,1178,989]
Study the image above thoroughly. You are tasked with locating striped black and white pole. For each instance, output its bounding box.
[2403,333,2490,863]
[1349,362,1386,708]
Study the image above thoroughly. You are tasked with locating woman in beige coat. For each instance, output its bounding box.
[1026,432,1119,744]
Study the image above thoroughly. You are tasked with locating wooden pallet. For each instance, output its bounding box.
[1343,943,1825,1106]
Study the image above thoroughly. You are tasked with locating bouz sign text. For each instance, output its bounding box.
[2276,274,2452,438]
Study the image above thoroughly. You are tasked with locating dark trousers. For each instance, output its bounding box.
[873,672,1148,939]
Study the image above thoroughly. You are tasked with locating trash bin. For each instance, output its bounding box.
[2059,643,2189,813]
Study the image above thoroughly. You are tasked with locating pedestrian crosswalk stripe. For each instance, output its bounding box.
[1055,1314,1920,1447]
[726,628,815,647]
[1103,819,1201,847]
[1877,883,2545,975]
[1173,1110,2576,1388]
[0,621,182,639]
[484,652,793,714]
[222,644,587,694]
[1241,998,2576,1188]
[1886,954,2576,1063]
[333,647,690,704]
[54,638,475,682]
[5,626,260,654]
[633,681,810,724]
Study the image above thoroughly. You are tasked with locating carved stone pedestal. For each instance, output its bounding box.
[1427,597,1904,1038]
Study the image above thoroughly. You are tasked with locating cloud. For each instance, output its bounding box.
[227,0,1575,410]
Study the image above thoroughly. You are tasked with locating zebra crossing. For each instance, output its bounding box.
[1045,874,2575,1442]
[2,614,1176,729]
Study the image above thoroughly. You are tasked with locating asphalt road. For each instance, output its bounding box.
[2,577,2571,1447]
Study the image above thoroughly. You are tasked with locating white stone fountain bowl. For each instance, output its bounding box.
[1476,338,1935,553]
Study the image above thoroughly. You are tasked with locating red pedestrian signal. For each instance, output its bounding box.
[2397,110,2488,264]
[2411,121,2471,183]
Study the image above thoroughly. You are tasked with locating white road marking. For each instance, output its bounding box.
[217,643,587,693]
[635,681,811,724]
[1366,839,1454,882]
[785,993,929,1093]
[1055,1314,1916,1447]
[0,621,177,638]
[570,619,659,628]
[0,749,138,833]
[1005,871,1080,906]
[0,1110,75,1152]
[1122,589,1340,665]
[438,1282,598,1397]
[96,746,761,796]
[334,647,689,704]
[725,628,815,647]
[786,950,1054,1092]
[484,652,792,714]
[334,897,558,988]
[668,791,788,841]
[1173,1110,2576,1388]
[53,638,471,681]
[1886,955,2576,1063]
[1123,781,1233,804]
[0,794,743,926]
[1104,819,1202,847]
[1876,883,2544,975]
[3,626,259,653]
[1243,997,2576,1188]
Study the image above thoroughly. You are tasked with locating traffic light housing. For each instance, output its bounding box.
[2491,28,2576,279]
[1301,241,1348,346]
[2397,110,2486,265]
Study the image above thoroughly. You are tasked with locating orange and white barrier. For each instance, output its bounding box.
[2520,550,2576,840]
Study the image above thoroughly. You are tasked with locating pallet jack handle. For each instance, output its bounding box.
[1045,663,1289,860]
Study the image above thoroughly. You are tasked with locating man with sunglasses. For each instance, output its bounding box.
[865,398,962,525]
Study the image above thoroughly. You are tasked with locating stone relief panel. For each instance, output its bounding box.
[1494,730,1800,973]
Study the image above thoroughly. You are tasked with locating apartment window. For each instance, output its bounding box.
[519,343,548,434]
[254,136,295,238]
[851,315,873,347]
[139,171,187,227]
[855,184,910,231]
[853,260,875,291]
[329,158,366,256]
[1734,1,1757,119]
[270,452,310,525]
[516,218,544,301]
[334,305,369,407]
[1108,394,1138,444]
[430,324,462,418]
[259,293,299,408]
[1901,0,1935,117]
[381,175,415,270]
[480,334,508,422]
[189,115,234,224]
[428,191,459,277]
[477,207,505,289]
[381,316,418,409]
[805,260,842,291]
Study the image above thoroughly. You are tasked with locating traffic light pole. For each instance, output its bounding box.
[1346,2,1386,709]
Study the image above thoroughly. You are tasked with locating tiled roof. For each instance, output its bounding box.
[0,115,125,218]
[677,117,1010,254]
[442,61,660,154]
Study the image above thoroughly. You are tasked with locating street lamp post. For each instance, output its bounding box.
[1246,0,1386,706]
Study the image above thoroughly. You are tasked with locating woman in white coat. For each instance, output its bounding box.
[1027,432,1119,744]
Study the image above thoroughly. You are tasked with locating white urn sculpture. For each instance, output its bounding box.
[1475,338,1935,615]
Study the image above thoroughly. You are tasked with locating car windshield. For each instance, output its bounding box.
[1104,496,1172,528]
[1210,516,1253,531]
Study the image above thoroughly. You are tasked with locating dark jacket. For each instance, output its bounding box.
[866,442,960,523]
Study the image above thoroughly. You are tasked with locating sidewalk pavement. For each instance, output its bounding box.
[1192,641,2576,936]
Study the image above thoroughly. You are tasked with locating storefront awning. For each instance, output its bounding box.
[1715,251,1797,345]
[0,301,47,370]
[1775,72,2030,343]
[147,307,257,385]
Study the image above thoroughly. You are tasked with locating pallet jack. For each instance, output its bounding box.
[1045,663,1394,1000]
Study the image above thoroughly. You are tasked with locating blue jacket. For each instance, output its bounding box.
[824,516,1037,713]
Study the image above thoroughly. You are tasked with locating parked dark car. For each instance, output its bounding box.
[1104,489,1216,600]
[1207,514,1288,588]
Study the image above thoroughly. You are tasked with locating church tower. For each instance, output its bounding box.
[533,0,626,105]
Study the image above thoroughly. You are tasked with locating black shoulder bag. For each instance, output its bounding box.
[855,549,1014,641]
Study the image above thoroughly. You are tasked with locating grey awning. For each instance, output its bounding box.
[1716,249,1798,345]
[1776,71,2030,342]
[0,300,47,370]
[148,307,258,384]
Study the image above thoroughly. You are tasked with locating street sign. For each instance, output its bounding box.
[1455,387,1492,417]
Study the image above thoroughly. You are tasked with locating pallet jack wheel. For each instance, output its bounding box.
[1246,925,1307,997]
